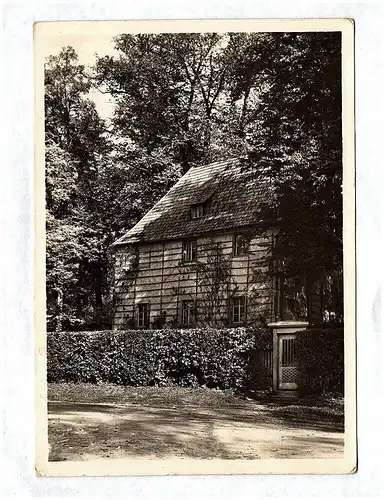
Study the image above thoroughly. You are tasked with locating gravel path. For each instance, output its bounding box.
[48,390,344,461]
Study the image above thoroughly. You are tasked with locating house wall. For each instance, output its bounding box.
[113,231,276,330]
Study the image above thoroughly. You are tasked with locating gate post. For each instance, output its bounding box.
[268,321,308,393]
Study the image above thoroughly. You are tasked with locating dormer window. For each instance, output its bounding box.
[191,203,204,219]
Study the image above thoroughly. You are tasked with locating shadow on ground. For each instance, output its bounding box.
[48,398,344,462]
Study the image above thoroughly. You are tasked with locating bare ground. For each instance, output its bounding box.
[48,384,344,462]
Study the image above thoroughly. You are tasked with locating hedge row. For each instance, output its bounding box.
[296,327,344,396]
[47,327,344,395]
[47,327,272,390]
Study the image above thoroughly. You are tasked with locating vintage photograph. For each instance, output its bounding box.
[35,19,355,475]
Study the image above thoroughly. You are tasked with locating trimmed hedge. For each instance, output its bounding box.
[47,327,272,390]
[295,327,344,396]
[47,326,344,395]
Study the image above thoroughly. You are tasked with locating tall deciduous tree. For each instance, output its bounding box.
[45,47,111,330]
[94,33,245,171]
[231,32,343,321]
[45,46,182,330]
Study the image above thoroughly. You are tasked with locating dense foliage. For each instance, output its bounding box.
[45,33,342,330]
[47,326,344,395]
[295,327,344,396]
[45,47,112,330]
[47,327,272,390]
[239,33,343,323]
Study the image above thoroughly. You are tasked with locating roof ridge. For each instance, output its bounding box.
[113,156,269,246]
[190,157,239,169]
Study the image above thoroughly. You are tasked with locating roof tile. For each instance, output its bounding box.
[113,158,271,245]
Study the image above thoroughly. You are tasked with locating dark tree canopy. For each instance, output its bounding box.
[236,33,343,321]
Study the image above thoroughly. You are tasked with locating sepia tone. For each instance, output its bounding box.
[34,19,356,476]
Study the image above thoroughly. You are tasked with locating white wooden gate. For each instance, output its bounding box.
[278,334,298,390]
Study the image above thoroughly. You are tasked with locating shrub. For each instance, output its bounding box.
[47,327,272,391]
[246,350,273,391]
[295,327,344,396]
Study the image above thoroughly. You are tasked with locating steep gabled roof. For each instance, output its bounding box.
[113,158,271,246]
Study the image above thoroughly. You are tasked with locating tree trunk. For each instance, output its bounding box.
[306,274,321,325]
[56,288,63,332]
[94,261,103,310]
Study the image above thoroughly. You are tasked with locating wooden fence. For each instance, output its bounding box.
[257,349,273,371]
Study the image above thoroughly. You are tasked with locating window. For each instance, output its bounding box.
[137,303,149,327]
[191,204,204,219]
[182,300,195,326]
[233,234,249,256]
[183,240,197,262]
[232,296,246,324]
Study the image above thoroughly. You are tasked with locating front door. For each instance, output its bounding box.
[278,334,298,390]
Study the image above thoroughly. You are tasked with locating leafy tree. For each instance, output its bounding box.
[45,141,84,330]
[230,32,343,322]
[45,47,108,183]
[45,46,182,331]
[94,33,244,171]
[45,47,111,330]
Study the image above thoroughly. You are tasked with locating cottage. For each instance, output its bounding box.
[112,158,320,331]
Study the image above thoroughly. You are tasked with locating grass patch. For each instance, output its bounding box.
[48,383,343,420]
[48,382,244,408]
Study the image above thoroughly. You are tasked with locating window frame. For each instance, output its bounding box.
[183,240,197,262]
[136,303,150,328]
[231,296,246,324]
[182,300,196,326]
[190,203,204,219]
[233,233,250,256]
